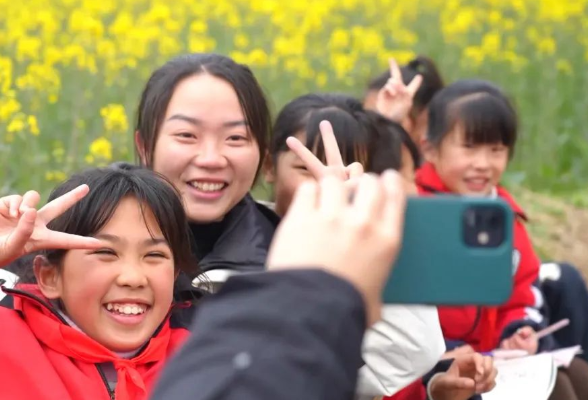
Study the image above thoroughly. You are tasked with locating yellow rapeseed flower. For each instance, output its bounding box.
[27,115,40,135]
[100,104,128,133]
[89,136,113,161]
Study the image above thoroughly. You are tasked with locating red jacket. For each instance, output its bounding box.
[0,284,190,400]
[415,163,541,351]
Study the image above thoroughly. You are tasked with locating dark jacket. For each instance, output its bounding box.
[175,194,279,301]
[150,269,367,400]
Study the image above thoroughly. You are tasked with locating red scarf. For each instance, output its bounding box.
[12,285,186,400]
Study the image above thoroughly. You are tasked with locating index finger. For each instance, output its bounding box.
[286,136,326,179]
[407,74,423,96]
[388,58,402,81]
[380,170,407,238]
[319,120,344,167]
[38,184,90,223]
[34,231,103,252]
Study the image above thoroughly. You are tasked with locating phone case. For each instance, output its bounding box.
[382,196,514,305]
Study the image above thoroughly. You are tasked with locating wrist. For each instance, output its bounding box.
[427,373,444,400]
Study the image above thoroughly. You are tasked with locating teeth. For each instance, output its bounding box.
[190,181,225,192]
[105,303,147,315]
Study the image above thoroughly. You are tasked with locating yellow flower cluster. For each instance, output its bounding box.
[0,0,587,196]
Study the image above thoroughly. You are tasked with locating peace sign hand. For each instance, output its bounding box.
[0,185,102,267]
[285,120,365,182]
[376,58,423,123]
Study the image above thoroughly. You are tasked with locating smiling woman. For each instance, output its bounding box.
[134,53,279,288]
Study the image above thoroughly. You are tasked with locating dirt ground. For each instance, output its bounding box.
[513,188,588,279]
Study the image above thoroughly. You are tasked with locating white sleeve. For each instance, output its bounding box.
[355,305,445,398]
[0,269,18,301]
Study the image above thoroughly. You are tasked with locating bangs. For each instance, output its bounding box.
[448,93,517,149]
[305,107,369,167]
[44,167,195,276]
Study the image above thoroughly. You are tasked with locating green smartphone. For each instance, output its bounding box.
[382,196,514,305]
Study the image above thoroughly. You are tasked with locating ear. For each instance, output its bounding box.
[263,150,276,184]
[134,131,148,166]
[421,137,438,164]
[34,255,62,300]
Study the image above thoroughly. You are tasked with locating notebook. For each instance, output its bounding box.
[482,353,556,400]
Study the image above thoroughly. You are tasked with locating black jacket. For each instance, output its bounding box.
[150,269,367,400]
[175,194,279,300]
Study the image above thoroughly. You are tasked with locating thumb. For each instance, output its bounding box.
[6,208,37,255]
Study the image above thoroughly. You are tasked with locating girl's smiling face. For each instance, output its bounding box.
[37,197,176,352]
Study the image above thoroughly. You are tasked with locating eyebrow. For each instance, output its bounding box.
[94,233,168,246]
[166,114,248,128]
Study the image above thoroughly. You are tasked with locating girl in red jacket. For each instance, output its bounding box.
[415,79,545,354]
[0,166,197,400]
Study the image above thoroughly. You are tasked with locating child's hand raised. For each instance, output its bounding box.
[499,326,538,354]
[429,353,497,400]
[376,58,422,124]
[267,171,406,326]
[0,185,102,267]
[285,120,364,183]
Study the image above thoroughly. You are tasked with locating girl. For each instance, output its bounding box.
[133,53,278,288]
[265,92,495,400]
[416,79,588,400]
[266,93,413,215]
[0,167,196,400]
[364,56,444,145]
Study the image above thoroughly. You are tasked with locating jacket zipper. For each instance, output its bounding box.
[95,364,116,400]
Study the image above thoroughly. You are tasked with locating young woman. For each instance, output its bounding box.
[133,53,279,289]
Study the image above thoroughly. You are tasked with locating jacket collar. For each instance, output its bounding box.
[193,194,279,272]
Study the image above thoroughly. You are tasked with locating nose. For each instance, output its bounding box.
[193,140,228,169]
[472,148,491,170]
[116,261,148,288]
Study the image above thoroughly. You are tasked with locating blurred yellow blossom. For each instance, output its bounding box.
[27,115,40,135]
[89,136,113,161]
[1,0,588,197]
[100,104,129,133]
[45,170,67,182]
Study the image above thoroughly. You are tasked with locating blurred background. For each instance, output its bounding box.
[0,0,587,266]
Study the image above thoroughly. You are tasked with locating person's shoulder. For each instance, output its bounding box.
[496,186,528,222]
[254,200,281,227]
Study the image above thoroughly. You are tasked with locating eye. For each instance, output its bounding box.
[294,165,308,171]
[492,145,507,152]
[92,248,117,256]
[227,135,248,142]
[146,252,168,259]
[175,132,196,139]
